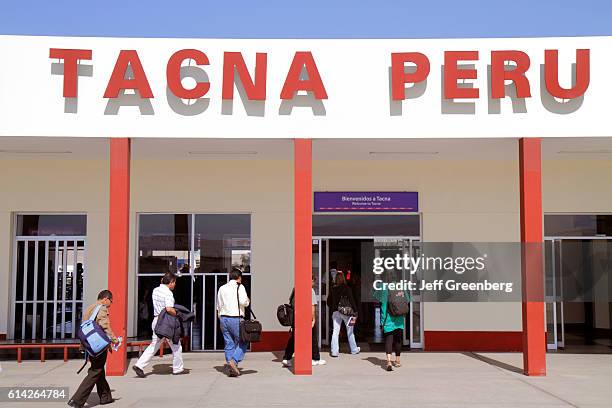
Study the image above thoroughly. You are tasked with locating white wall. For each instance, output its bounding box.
[2,35,612,139]
[0,158,109,338]
[542,159,612,213]
[129,158,294,335]
[313,156,524,332]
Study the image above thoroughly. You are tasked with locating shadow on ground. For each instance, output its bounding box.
[85,390,120,407]
[462,352,522,374]
[362,357,388,371]
[213,365,258,376]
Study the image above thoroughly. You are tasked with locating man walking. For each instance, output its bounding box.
[68,290,118,408]
[217,268,250,377]
[132,272,187,377]
[281,275,327,367]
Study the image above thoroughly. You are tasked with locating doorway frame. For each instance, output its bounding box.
[134,212,252,352]
[312,235,424,350]
[544,235,612,351]
[9,212,88,341]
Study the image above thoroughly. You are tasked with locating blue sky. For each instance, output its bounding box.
[1,0,611,38]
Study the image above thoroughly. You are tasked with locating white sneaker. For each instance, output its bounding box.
[312,359,327,366]
[351,347,361,355]
[282,359,292,367]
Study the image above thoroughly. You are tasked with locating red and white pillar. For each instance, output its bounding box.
[106,138,131,376]
[293,138,313,375]
[519,137,546,376]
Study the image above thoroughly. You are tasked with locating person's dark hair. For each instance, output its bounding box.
[161,272,177,285]
[334,271,346,286]
[97,290,113,301]
[230,268,242,280]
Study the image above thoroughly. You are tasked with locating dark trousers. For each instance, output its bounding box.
[71,350,112,405]
[283,325,320,361]
[384,329,403,356]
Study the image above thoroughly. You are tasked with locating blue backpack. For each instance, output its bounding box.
[77,304,111,358]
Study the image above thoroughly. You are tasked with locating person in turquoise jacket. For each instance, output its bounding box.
[373,269,410,371]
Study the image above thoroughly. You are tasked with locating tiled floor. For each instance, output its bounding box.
[1,351,611,407]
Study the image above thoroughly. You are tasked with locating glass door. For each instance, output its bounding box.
[373,238,423,349]
[313,239,329,346]
[408,239,424,349]
[545,239,564,350]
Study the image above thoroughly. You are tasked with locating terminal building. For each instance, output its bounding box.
[1,35,611,376]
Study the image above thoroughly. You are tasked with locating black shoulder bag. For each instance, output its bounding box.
[237,284,262,343]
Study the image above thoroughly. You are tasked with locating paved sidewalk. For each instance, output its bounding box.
[1,352,611,407]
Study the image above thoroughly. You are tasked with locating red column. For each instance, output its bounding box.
[519,137,546,376]
[294,138,312,375]
[106,138,131,376]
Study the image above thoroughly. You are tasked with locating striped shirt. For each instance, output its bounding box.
[152,284,175,317]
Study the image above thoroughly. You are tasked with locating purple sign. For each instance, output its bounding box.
[314,192,418,212]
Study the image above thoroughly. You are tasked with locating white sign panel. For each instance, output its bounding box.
[0,35,610,138]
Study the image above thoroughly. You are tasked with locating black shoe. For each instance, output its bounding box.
[99,398,115,405]
[132,365,146,378]
[67,400,83,408]
[172,369,189,375]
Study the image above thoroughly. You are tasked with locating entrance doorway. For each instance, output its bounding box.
[137,213,251,351]
[313,237,423,350]
[545,237,612,352]
[10,214,87,340]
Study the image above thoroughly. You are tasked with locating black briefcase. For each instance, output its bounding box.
[237,285,262,343]
[240,318,262,343]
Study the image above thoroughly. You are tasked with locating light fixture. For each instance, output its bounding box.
[369,151,439,155]
[0,149,72,154]
[557,149,612,154]
[188,151,258,155]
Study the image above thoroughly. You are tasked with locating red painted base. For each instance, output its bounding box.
[425,331,523,352]
[251,331,291,352]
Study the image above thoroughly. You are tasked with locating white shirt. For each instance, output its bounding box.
[152,284,175,318]
[217,280,250,317]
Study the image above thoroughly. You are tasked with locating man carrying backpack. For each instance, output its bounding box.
[68,290,118,408]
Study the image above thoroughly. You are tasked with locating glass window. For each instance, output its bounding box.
[194,214,251,274]
[138,214,191,275]
[136,213,252,349]
[16,215,86,236]
[545,214,612,237]
[313,215,420,237]
[12,239,85,340]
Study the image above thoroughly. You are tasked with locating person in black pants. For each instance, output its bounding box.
[385,329,403,369]
[282,276,326,367]
[70,352,112,406]
[68,290,118,408]
[282,322,321,364]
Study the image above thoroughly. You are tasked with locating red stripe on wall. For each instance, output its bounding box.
[425,331,523,352]
[251,331,291,352]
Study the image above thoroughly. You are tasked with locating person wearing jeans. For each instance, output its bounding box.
[217,268,250,377]
[219,316,248,368]
[328,272,360,357]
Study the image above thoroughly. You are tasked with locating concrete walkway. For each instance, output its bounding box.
[1,352,611,407]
